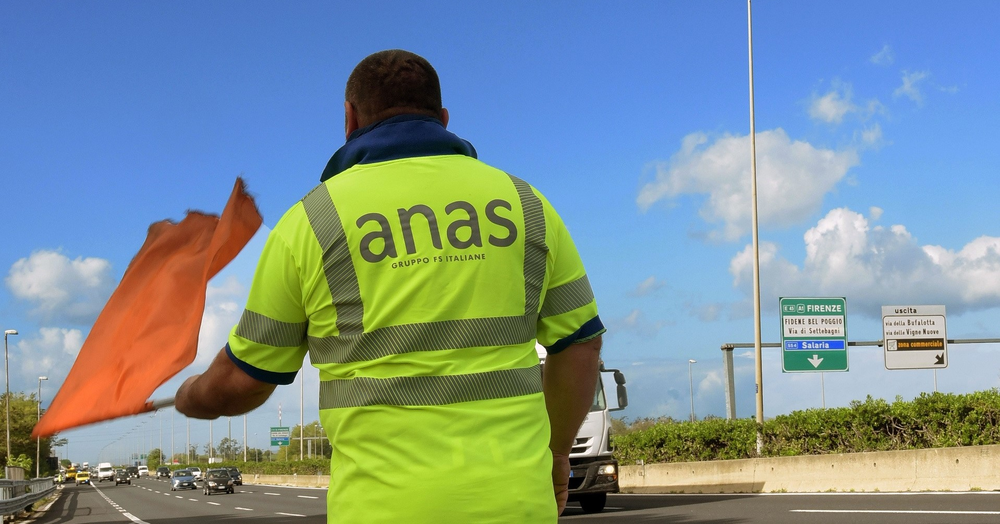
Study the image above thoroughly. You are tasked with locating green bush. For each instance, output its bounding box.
[613,389,1000,464]
[169,458,329,476]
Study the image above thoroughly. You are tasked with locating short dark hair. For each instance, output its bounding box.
[345,50,442,127]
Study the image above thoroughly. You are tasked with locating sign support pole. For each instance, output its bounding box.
[747,0,764,457]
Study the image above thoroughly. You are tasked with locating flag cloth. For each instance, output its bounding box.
[33,179,262,437]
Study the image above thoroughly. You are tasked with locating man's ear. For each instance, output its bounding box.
[345,101,360,139]
[439,107,449,129]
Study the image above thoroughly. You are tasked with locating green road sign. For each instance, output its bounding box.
[270,426,290,447]
[780,297,848,373]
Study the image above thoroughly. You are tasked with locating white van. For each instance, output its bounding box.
[137,465,149,477]
[97,462,114,482]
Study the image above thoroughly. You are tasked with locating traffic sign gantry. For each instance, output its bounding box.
[780,297,848,372]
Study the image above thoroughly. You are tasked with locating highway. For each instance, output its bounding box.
[36,476,327,523]
[35,479,1000,523]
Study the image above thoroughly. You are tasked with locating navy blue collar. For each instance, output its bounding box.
[319,114,477,182]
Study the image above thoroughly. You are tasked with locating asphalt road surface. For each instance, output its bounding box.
[33,479,1000,523]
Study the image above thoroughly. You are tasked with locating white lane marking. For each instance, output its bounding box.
[792,510,1000,515]
[207,502,221,506]
[90,483,152,524]
[235,507,253,511]
[265,492,280,496]
[297,495,318,499]
[276,512,306,517]
[175,496,183,499]
[625,491,1000,497]
[188,498,199,501]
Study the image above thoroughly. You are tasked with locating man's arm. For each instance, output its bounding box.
[175,347,277,419]
[543,335,602,514]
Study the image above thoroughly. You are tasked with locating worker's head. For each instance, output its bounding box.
[344,49,448,137]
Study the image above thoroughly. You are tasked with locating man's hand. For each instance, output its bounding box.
[174,348,276,419]
[552,450,571,515]
[174,374,203,417]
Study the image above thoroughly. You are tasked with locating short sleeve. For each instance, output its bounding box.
[535,201,605,354]
[227,226,309,384]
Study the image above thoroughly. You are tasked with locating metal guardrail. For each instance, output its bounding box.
[0,477,57,516]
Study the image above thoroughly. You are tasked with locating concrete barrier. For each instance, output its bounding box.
[250,474,328,488]
[620,444,1000,493]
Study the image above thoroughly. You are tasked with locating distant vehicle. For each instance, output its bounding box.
[156,466,170,478]
[81,462,89,470]
[202,469,234,495]
[137,466,149,477]
[114,469,131,486]
[188,466,202,481]
[226,467,242,486]
[126,466,139,478]
[75,471,91,485]
[170,470,196,491]
[97,463,114,482]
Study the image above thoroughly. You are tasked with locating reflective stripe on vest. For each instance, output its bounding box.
[539,275,595,319]
[305,173,548,408]
[234,309,307,348]
[302,183,365,337]
[319,364,543,409]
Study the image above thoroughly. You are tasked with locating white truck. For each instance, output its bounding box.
[97,462,114,482]
[536,344,628,514]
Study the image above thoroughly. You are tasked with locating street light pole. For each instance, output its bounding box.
[688,359,698,423]
[300,374,304,461]
[4,329,18,465]
[36,376,47,478]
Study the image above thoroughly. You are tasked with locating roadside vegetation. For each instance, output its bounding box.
[612,389,1000,464]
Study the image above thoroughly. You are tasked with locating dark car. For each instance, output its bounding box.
[226,467,242,486]
[156,466,170,478]
[170,469,197,491]
[202,469,234,495]
[114,469,131,486]
[126,466,139,479]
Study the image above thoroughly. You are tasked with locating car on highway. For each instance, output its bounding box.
[188,466,203,481]
[114,469,131,485]
[75,471,91,485]
[126,466,139,479]
[170,469,197,491]
[226,467,243,486]
[202,469,235,495]
[156,466,170,478]
[137,465,148,477]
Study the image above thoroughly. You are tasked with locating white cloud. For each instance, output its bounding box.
[809,84,857,124]
[13,327,84,390]
[607,308,669,339]
[870,44,894,66]
[858,123,885,150]
[195,275,247,367]
[629,276,666,297]
[893,70,930,105]
[638,129,859,241]
[869,206,884,221]
[5,250,115,325]
[730,207,1000,317]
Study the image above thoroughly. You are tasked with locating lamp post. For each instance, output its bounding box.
[36,376,47,478]
[688,359,698,423]
[4,329,18,464]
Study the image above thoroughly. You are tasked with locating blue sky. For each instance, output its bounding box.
[3,1,1000,464]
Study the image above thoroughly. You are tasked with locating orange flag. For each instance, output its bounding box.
[33,179,262,437]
